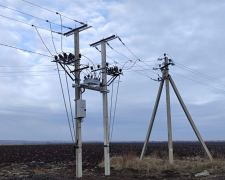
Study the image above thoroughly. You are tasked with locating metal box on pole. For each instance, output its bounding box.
[77,99,86,118]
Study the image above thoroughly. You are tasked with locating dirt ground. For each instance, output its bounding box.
[0,142,225,179]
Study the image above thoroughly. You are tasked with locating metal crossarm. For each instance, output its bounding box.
[64,24,91,36]
[90,35,117,47]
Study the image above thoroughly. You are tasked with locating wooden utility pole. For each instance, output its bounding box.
[140,53,213,162]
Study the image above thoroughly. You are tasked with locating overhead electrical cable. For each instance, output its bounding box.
[171,72,225,93]
[117,62,157,81]
[175,63,225,86]
[94,45,158,81]
[0,65,55,67]
[121,60,132,70]
[0,70,55,73]
[106,42,141,70]
[0,14,61,34]
[110,75,121,142]
[21,0,85,25]
[140,60,159,69]
[0,43,53,57]
[106,42,131,60]
[122,59,140,70]
[166,54,225,86]
[32,25,54,56]
[117,36,140,60]
[56,63,75,143]
[0,74,58,77]
[56,12,64,53]
[47,21,59,54]
[135,63,159,75]
[81,54,96,69]
[64,64,76,140]
[94,46,118,64]
[0,4,72,30]
[109,82,114,138]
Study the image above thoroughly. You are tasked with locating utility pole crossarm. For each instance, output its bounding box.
[90,35,117,47]
[63,24,91,37]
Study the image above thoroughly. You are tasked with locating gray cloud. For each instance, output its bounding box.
[0,0,224,142]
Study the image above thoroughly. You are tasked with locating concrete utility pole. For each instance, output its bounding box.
[140,53,213,162]
[101,41,110,175]
[74,31,82,178]
[63,24,91,178]
[169,75,213,161]
[165,56,173,164]
[140,79,164,160]
[89,35,118,176]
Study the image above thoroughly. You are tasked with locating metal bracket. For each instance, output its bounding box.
[71,66,89,73]
[72,83,110,93]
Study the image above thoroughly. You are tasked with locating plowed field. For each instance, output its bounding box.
[0,142,225,179]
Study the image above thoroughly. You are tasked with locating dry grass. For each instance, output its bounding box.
[99,151,225,177]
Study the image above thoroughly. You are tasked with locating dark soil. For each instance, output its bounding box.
[0,142,225,179]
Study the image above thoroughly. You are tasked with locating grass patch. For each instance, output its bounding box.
[99,151,225,178]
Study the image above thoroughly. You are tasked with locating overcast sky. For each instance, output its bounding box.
[0,0,225,142]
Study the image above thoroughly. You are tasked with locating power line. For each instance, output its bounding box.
[56,63,75,144]
[0,43,53,57]
[110,76,120,142]
[109,82,114,139]
[107,42,131,60]
[171,72,225,93]
[81,54,96,69]
[0,70,55,73]
[94,46,118,64]
[122,59,140,70]
[106,42,142,70]
[175,63,225,86]
[56,12,64,53]
[32,25,54,56]
[0,4,72,30]
[135,63,159,75]
[0,74,58,77]
[0,14,61,34]
[117,36,140,60]
[106,38,157,71]
[140,60,159,69]
[64,64,76,142]
[166,54,225,87]
[94,45,158,67]
[21,0,85,25]
[0,65,54,67]
[47,21,59,54]
[121,62,225,92]
[121,60,132,70]
[116,62,158,81]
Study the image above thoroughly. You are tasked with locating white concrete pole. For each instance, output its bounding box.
[140,79,165,160]
[74,31,82,178]
[101,41,110,175]
[165,56,173,164]
[169,75,213,161]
